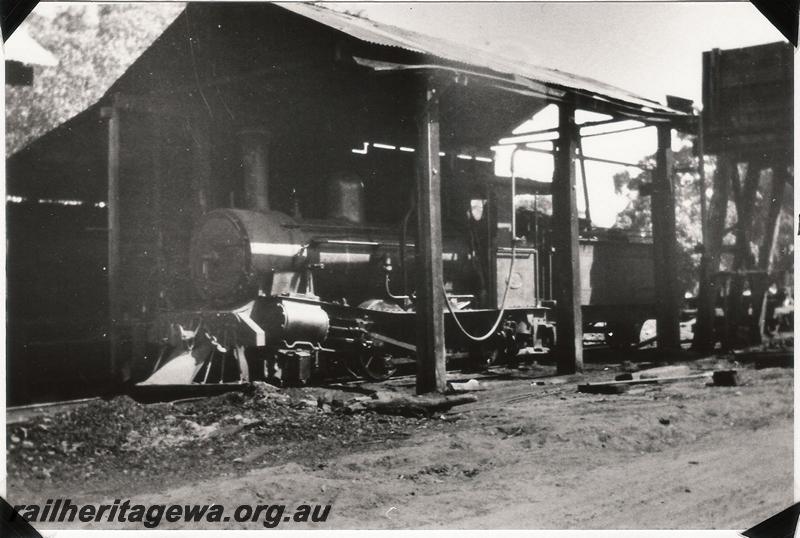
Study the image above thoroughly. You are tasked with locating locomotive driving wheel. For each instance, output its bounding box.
[355,341,397,381]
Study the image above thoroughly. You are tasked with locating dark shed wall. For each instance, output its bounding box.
[110,3,426,319]
[7,106,108,202]
[8,3,547,328]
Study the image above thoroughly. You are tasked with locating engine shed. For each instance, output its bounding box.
[7,3,694,396]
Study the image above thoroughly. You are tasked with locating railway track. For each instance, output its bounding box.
[7,397,102,425]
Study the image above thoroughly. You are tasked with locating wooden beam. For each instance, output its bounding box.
[415,75,447,394]
[727,160,762,345]
[651,125,681,351]
[113,93,195,118]
[698,109,707,245]
[579,372,713,393]
[758,162,789,272]
[552,98,583,374]
[507,117,624,139]
[506,144,651,171]
[101,98,122,383]
[693,154,733,352]
[732,161,762,270]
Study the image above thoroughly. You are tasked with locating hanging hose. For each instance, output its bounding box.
[577,136,592,234]
[399,187,416,298]
[443,146,522,342]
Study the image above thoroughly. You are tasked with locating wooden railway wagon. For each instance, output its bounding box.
[7,3,691,397]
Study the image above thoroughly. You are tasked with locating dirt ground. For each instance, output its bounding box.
[6,355,793,530]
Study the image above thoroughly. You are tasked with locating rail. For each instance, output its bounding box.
[8,397,101,425]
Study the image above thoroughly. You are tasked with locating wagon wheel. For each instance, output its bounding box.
[467,330,519,372]
[606,321,640,350]
[502,332,521,367]
[465,332,507,372]
[465,345,493,372]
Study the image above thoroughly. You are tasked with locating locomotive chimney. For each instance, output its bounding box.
[239,128,270,212]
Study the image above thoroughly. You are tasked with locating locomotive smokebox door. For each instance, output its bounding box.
[496,247,537,309]
[189,209,307,306]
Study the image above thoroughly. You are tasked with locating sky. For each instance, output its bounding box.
[19,1,787,227]
[339,1,784,106]
[333,2,786,226]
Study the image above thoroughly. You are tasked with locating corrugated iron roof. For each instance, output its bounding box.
[277,2,688,119]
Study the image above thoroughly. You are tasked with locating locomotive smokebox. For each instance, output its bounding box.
[190,209,308,306]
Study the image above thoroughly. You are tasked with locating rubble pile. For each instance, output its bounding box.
[7,384,419,494]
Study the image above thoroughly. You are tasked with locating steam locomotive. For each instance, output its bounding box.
[143,162,653,387]
[5,3,684,403]
[144,167,554,386]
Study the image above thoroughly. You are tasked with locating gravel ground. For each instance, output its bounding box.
[5,355,794,530]
[7,384,422,499]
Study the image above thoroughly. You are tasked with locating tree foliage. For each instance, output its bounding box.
[613,134,794,294]
[6,3,184,155]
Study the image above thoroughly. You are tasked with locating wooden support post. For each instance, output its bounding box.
[728,161,762,345]
[651,125,681,352]
[415,76,447,394]
[732,161,761,270]
[693,154,733,352]
[755,160,789,336]
[101,99,122,383]
[150,116,167,311]
[552,99,583,374]
[758,161,788,272]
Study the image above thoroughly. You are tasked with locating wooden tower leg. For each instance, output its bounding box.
[693,154,733,353]
[728,161,761,345]
[755,160,789,338]
[101,98,123,384]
